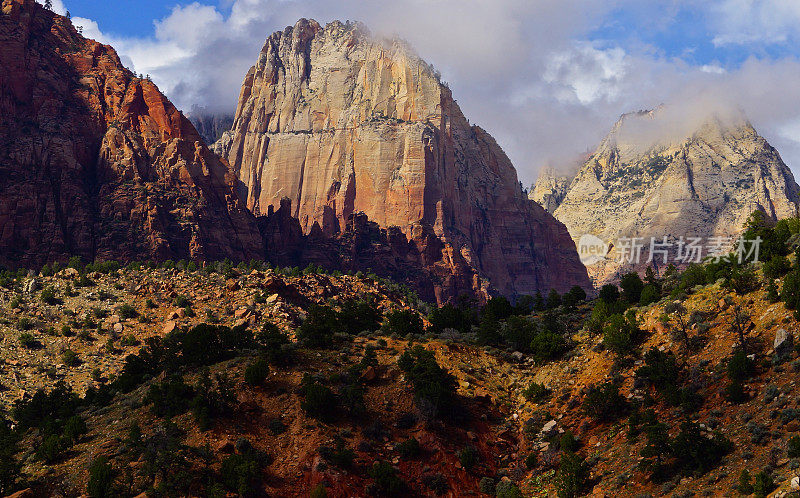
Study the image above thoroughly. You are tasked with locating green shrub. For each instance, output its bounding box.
[495,480,523,498]
[87,456,114,498]
[120,335,138,347]
[319,438,355,468]
[582,382,627,422]
[602,312,639,355]
[522,382,551,402]
[724,381,748,403]
[297,304,339,347]
[422,472,449,495]
[174,295,191,307]
[788,435,800,458]
[396,437,421,459]
[61,349,80,367]
[764,255,791,279]
[766,279,780,302]
[310,484,328,498]
[18,332,38,348]
[529,329,568,364]
[457,445,478,470]
[723,264,760,295]
[670,421,732,476]
[244,358,269,386]
[483,296,513,320]
[559,431,579,453]
[620,272,644,303]
[0,416,21,496]
[300,376,338,422]
[753,469,774,498]
[338,298,383,333]
[546,289,562,309]
[398,345,457,419]
[40,286,58,305]
[17,317,33,331]
[727,350,754,382]
[563,286,587,308]
[428,303,473,334]
[737,469,754,494]
[555,451,588,498]
[478,477,495,494]
[369,461,406,495]
[639,284,660,306]
[782,268,800,309]
[146,375,194,418]
[255,323,291,364]
[598,284,620,303]
[384,309,424,336]
[117,303,138,319]
[220,450,262,496]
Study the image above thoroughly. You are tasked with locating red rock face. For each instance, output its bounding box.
[257,198,484,303]
[0,0,263,268]
[217,19,591,300]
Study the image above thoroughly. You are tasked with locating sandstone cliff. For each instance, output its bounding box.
[534,108,800,284]
[0,0,264,267]
[216,19,590,300]
[530,168,573,214]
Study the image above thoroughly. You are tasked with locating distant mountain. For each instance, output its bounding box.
[533,107,800,284]
[0,0,264,267]
[187,107,234,146]
[214,19,591,300]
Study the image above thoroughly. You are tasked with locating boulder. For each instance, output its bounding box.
[774,328,794,358]
[162,321,177,334]
[22,278,37,294]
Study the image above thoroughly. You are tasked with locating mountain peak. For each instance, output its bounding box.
[534,107,799,284]
[216,18,591,301]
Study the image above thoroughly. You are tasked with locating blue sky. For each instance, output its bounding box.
[45,0,800,184]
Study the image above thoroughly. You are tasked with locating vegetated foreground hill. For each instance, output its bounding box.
[533,107,800,285]
[0,0,264,269]
[4,215,800,496]
[215,18,591,301]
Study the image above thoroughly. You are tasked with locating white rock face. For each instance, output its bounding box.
[534,108,800,284]
[215,19,591,298]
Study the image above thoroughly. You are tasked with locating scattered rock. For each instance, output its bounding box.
[774,328,794,358]
[162,321,177,335]
[22,278,37,294]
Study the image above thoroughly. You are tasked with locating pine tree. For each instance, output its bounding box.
[44,0,52,10]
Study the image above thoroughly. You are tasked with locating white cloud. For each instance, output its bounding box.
[67,0,800,185]
[35,0,66,16]
[543,43,629,105]
[711,0,800,46]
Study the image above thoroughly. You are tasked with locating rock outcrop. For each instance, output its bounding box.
[530,168,573,214]
[534,108,800,284]
[216,19,590,300]
[258,198,481,303]
[0,0,263,267]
